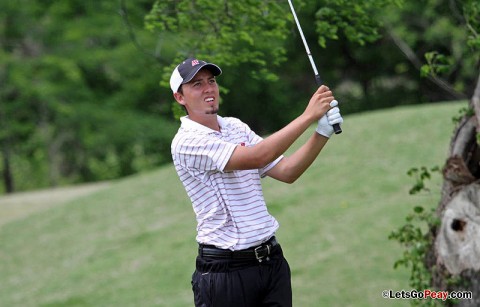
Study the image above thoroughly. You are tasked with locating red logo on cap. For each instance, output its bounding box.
[192,59,199,66]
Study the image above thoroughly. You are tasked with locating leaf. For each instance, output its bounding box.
[413,206,424,213]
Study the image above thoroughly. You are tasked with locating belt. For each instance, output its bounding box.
[198,237,279,262]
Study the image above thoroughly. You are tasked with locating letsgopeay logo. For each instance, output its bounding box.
[382,289,472,301]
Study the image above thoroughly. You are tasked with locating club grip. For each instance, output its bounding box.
[333,123,342,134]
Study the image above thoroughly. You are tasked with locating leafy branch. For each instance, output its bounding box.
[389,166,441,306]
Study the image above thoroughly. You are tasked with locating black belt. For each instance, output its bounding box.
[198,237,279,262]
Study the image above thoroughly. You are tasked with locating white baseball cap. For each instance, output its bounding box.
[170,58,222,93]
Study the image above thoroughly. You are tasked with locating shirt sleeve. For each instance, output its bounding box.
[259,155,284,178]
[172,133,237,173]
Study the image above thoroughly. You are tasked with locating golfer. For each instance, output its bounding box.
[170,58,343,307]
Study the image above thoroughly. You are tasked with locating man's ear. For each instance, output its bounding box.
[173,92,185,106]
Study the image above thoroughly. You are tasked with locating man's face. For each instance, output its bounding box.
[174,68,220,117]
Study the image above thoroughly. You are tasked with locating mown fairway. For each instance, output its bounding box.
[0,102,464,306]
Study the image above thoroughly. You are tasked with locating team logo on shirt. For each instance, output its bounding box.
[240,142,246,146]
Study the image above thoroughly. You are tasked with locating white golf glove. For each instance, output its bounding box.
[315,100,344,138]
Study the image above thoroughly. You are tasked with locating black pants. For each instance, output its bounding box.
[191,244,292,307]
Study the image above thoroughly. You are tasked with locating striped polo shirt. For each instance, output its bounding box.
[171,115,282,250]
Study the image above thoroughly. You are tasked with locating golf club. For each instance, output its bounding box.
[287,0,342,134]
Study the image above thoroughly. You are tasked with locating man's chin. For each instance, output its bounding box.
[206,107,219,115]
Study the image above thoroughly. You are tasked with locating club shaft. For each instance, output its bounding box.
[287,0,320,81]
[287,0,342,134]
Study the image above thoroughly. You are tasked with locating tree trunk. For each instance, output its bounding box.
[428,72,480,306]
[1,145,14,193]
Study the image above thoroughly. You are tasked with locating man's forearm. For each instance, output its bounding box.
[256,113,315,163]
[225,84,334,172]
[266,132,328,183]
[225,113,315,171]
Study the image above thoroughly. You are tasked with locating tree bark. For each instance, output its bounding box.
[430,72,480,306]
[1,145,14,193]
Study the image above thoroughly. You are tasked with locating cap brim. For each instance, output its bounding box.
[182,63,222,85]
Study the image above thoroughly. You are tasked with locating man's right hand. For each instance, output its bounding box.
[304,85,335,122]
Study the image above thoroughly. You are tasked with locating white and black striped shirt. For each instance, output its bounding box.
[171,115,283,250]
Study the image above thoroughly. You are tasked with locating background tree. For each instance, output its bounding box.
[0,0,178,193]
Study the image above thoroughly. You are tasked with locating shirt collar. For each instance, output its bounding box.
[180,115,228,133]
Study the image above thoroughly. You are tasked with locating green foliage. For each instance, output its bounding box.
[315,0,395,47]
[411,0,480,92]
[464,0,480,50]
[0,0,177,192]
[145,0,292,85]
[144,0,407,122]
[389,166,441,306]
[407,166,440,195]
[421,52,453,78]
[389,166,469,305]
[452,106,475,124]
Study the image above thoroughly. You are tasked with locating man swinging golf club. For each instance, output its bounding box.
[170,57,343,307]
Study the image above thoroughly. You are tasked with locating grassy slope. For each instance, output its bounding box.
[0,102,465,307]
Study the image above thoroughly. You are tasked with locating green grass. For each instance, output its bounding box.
[0,102,465,307]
